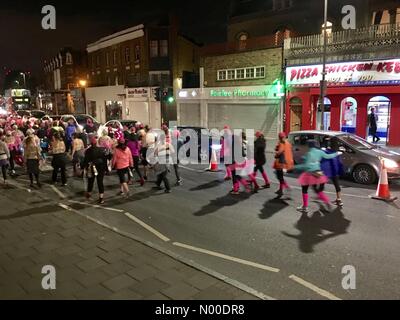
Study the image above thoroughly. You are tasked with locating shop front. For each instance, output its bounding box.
[177,85,281,139]
[124,87,161,129]
[285,58,400,146]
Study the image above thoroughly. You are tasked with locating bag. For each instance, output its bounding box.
[311,170,324,178]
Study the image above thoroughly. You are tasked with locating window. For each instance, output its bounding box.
[135,45,140,61]
[150,40,158,58]
[236,69,245,79]
[113,50,117,65]
[227,69,235,80]
[255,66,265,78]
[125,47,131,64]
[246,68,255,78]
[66,53,73,65]
[160,40,168,57]
[106,52,110,67]
[217,66,265,81]
[217,70,226,81]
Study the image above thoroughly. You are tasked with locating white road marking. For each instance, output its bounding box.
[68,200,124,213]
[173,242,280,273]
[50,185,66,199]
[124,212,170,242]
[59,203,73,212]
[289,274,341,300]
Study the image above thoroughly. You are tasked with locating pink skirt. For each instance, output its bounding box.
[298,172,328,186]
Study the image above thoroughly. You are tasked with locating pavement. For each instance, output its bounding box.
[0,182,259,300]
[1,153,400,300]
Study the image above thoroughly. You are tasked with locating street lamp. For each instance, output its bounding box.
[319,0,328,131]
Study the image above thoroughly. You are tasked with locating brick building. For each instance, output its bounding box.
[86,16,199,125]
[283,0,400,146]
[43,48,87,115]
[176,35,284,139]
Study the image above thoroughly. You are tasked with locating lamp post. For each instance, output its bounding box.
[78,80,88,114]
[319,0,328,130]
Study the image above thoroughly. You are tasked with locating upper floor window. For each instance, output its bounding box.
[273,0,293,11]
[106,52,110,67]
[135,45,141,61]
[113,50,117,65]
[160,40,169,57]
[125,47,131,64]
[217,66,266,81]
[66,53,73,65]
[150,40,158,58]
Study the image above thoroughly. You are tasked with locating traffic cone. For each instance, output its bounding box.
[370,159,398,202]
[207,148,220,172]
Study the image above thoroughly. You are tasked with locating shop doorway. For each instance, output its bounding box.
[367,96,391,144]
[316,97,331,130]
[340,97,357,134]
[289,97,302,132]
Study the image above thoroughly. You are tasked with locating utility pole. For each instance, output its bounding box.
[319,0,328,130]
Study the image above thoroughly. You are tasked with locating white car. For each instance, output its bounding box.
[61,114,99,132]
[97,120,137,137]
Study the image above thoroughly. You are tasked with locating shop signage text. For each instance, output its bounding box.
[287,58,400,87]
[210,89,269,98]
[127,88,149,98]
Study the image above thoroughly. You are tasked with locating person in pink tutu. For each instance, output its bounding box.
[295,140,340,214]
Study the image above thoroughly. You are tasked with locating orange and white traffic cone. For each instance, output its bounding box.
[370,159,398,202]
[207,148,220,172]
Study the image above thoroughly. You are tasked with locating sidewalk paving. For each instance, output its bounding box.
[0,186,258,300]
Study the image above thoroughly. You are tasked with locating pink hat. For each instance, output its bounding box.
[278,132,287,139]
[255,131,263,138]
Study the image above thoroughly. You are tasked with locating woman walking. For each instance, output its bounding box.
[112,138,133,197]
[321,137,344,207]
[83,135,110,204]
[127,127,145,186]
[71,132,85,177]
[295,140,339,214]
[0,132,10,184]
[24,135,42,188]
[252,131,271,191]
[273,132,294,198]
[51,131,68,186]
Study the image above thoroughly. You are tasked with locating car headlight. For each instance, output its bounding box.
[383,158,399,169]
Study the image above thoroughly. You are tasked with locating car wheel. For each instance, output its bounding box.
[352,165,377,185]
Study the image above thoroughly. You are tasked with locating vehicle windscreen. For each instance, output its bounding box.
[339,135,376,150]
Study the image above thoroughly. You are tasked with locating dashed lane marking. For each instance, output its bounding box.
[289,274,342,300]
[68,200,124,213]
[173,242,280,273]
[124,212,171,242]
[50,184,67,199]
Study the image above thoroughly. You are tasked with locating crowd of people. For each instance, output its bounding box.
[0,112,344,214]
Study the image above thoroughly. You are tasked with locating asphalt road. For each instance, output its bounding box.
[6,157,400,300]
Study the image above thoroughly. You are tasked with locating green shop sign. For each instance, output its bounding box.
[210,88,270,98]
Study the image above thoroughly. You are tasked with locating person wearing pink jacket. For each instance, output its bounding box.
[112,138,133,197]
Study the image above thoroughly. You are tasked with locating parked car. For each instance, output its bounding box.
[30,110,47,119]
[177,126,221,162]
[97,120,138,137]
[288,131,400,185]
[60,114,100,132]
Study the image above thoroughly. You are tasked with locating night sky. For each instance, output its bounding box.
[0,0,231,88]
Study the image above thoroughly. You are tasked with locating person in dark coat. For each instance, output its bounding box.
[321,137,345,207]
[252,131,271,190]
[83,134,110,204]
[368,107,380,143]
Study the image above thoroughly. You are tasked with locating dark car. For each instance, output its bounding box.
[177,126,221,162]
[288,131,400,185]
[30,110,46,119]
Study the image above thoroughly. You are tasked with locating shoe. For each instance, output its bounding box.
[262,184,271,189]
[253,186,259,194]
[98,198,105,205]
[224,176,232,181]
[37,183,42,188]
[332,199,344,207]
[61,184,68,187]
[165,189,171,194]
[118,191,124,196]
[275,189,283,198]
[230,190,240,195]
[140,179,145,186]
[297,206,309,214]
[85,192,91,200]
[175,179,183,186]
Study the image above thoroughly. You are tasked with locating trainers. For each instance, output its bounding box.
[98,198,105,205]
[333,199,344,207]
[262,184,271,189]
[176,179,183,186]
[230,190,240,195]
[165,189,172,194]
[297,206,309,214]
